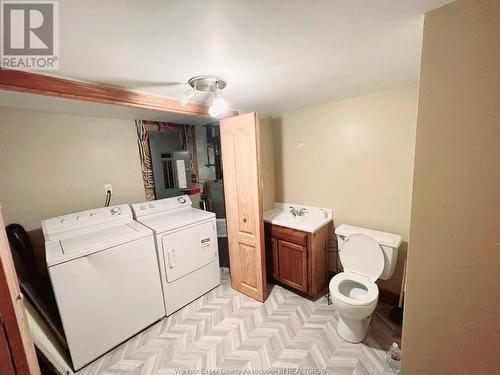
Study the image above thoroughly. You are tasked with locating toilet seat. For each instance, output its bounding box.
[339,234,384,282]
[330,233,382,307]
[329,272,378,307]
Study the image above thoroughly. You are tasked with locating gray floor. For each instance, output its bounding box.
[78,269,399,374]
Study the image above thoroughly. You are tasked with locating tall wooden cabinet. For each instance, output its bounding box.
[265,222,331,299]
[219,113,267,302]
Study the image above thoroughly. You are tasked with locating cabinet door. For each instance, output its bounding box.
[278,240,307,292]
[220,113,267,302]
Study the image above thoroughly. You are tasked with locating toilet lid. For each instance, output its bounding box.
[339,233,384,281]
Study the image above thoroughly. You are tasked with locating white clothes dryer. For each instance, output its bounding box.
[132,195,221,316]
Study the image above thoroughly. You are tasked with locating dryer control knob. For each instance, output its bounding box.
[140,205,146,210]
[149,204,155,208]
[111,207,121,215]
[177,197,186,204]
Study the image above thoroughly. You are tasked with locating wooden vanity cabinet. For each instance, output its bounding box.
[265,222,331,299]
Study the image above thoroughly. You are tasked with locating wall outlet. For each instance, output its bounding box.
[104,184,113,194]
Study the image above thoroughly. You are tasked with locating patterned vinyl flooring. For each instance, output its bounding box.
[78,270,399,375]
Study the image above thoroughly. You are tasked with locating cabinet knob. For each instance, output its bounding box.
[243,218,247,223]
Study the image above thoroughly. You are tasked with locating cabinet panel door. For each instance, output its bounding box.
[278,240,307,292]
[220,113,267,302]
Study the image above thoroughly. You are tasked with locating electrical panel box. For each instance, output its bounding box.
[150,133,193,199]
[172,151,191,190]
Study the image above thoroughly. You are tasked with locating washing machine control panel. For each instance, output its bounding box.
[42,204,133,238]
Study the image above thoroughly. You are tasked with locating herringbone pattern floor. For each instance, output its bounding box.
[78,271,398,374]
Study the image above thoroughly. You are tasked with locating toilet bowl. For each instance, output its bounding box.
[329,225,401,343]
[329,272,379,342]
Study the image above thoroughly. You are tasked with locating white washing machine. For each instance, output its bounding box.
[42,205,165,370]
[132,195,221,316]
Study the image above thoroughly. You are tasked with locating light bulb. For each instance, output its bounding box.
[208,104,218,117]
[209,97,229,117]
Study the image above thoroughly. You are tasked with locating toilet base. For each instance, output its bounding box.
[337,315,371,343]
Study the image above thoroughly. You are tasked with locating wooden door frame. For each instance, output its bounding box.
[0,207,41,375]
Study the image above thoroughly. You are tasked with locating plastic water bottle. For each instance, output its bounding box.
[387,342,401,373]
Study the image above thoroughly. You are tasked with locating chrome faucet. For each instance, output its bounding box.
[289,206,307,217]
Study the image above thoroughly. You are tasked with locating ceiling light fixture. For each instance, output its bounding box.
[188,75,229,117]
[177,87,195,107]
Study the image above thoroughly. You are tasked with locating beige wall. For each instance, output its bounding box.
[260,116,276,212]
[272,84,418,293]
[0,107,146,230]
[402,1,500,373]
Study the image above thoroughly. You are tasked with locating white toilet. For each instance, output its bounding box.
[329,224,401,343]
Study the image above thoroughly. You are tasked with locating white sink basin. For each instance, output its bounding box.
[264,203,333,233]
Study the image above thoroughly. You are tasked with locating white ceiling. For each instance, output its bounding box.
[47,0,452,115]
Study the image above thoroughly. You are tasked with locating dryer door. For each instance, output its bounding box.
[161,219,218,283]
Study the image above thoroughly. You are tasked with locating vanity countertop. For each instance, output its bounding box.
[263,203,333,233]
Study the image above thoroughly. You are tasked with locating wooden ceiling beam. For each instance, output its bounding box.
[0,69,231,117]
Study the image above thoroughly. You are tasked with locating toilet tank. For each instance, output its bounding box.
[335,224,402,280]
